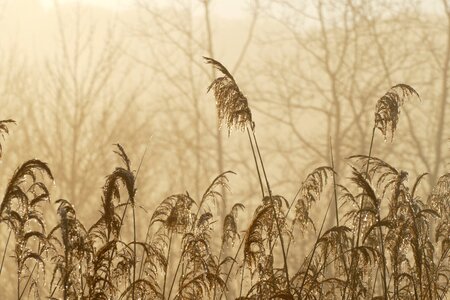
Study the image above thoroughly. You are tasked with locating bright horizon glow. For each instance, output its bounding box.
[39,0,250,18]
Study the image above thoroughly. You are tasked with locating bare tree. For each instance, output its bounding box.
[131,0,261,216]
[8,1,153,225]
[241,0,450,233]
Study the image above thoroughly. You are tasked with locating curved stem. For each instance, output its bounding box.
[132,204,137,300]
[162,231,173,300]
[239,256,246,298]
[356,126,375,247]
[251,129,291,292]
[167,241,183,300]
[49,276,62,298]
[377,217,388,300]
[246,127,265,198]
[330,138,349,297]
[20,264,37,300]
[63,242,69,300]
[330,138,340,227]
[213,243,224,300]
[298,195,332,296]
[348,126,376,298]
[282,187,302,257]
[0,229,11,277]
[138,220,153,280]
[20,243,44,299]
[17,266,20,300]
[219,234,245,300]
[102,144,147,292]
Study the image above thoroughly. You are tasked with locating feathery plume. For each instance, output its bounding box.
[374,84,419,141]
[204,57,254,134]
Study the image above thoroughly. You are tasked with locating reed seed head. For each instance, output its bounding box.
[374,84,420,141]
[204,57,254,135]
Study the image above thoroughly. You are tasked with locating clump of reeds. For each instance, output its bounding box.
[48,199,91,299]
[0,158,53,299]
[0,60,447,300]
[151,171,234,300]
[205,57,292,297]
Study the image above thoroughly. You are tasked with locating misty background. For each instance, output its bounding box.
[0,0,448,297]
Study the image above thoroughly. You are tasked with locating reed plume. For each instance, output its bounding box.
[352,84,420,298]
[374,83,420,142]
[294,166,334,231]
[0,159,53,299]
[204,57,253,135]
[0,119,15,158]
[222,203,245,246]
[205,56,292,296]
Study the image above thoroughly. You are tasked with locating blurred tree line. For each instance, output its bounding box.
[0,0,447,240]
[0,0,448,297]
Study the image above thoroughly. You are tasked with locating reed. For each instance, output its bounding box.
[0,66,446,300]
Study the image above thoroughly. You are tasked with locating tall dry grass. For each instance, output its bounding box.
[0,57,447,300]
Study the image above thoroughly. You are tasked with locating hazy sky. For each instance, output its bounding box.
[40,0,250,18]
[38,0,444,15]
